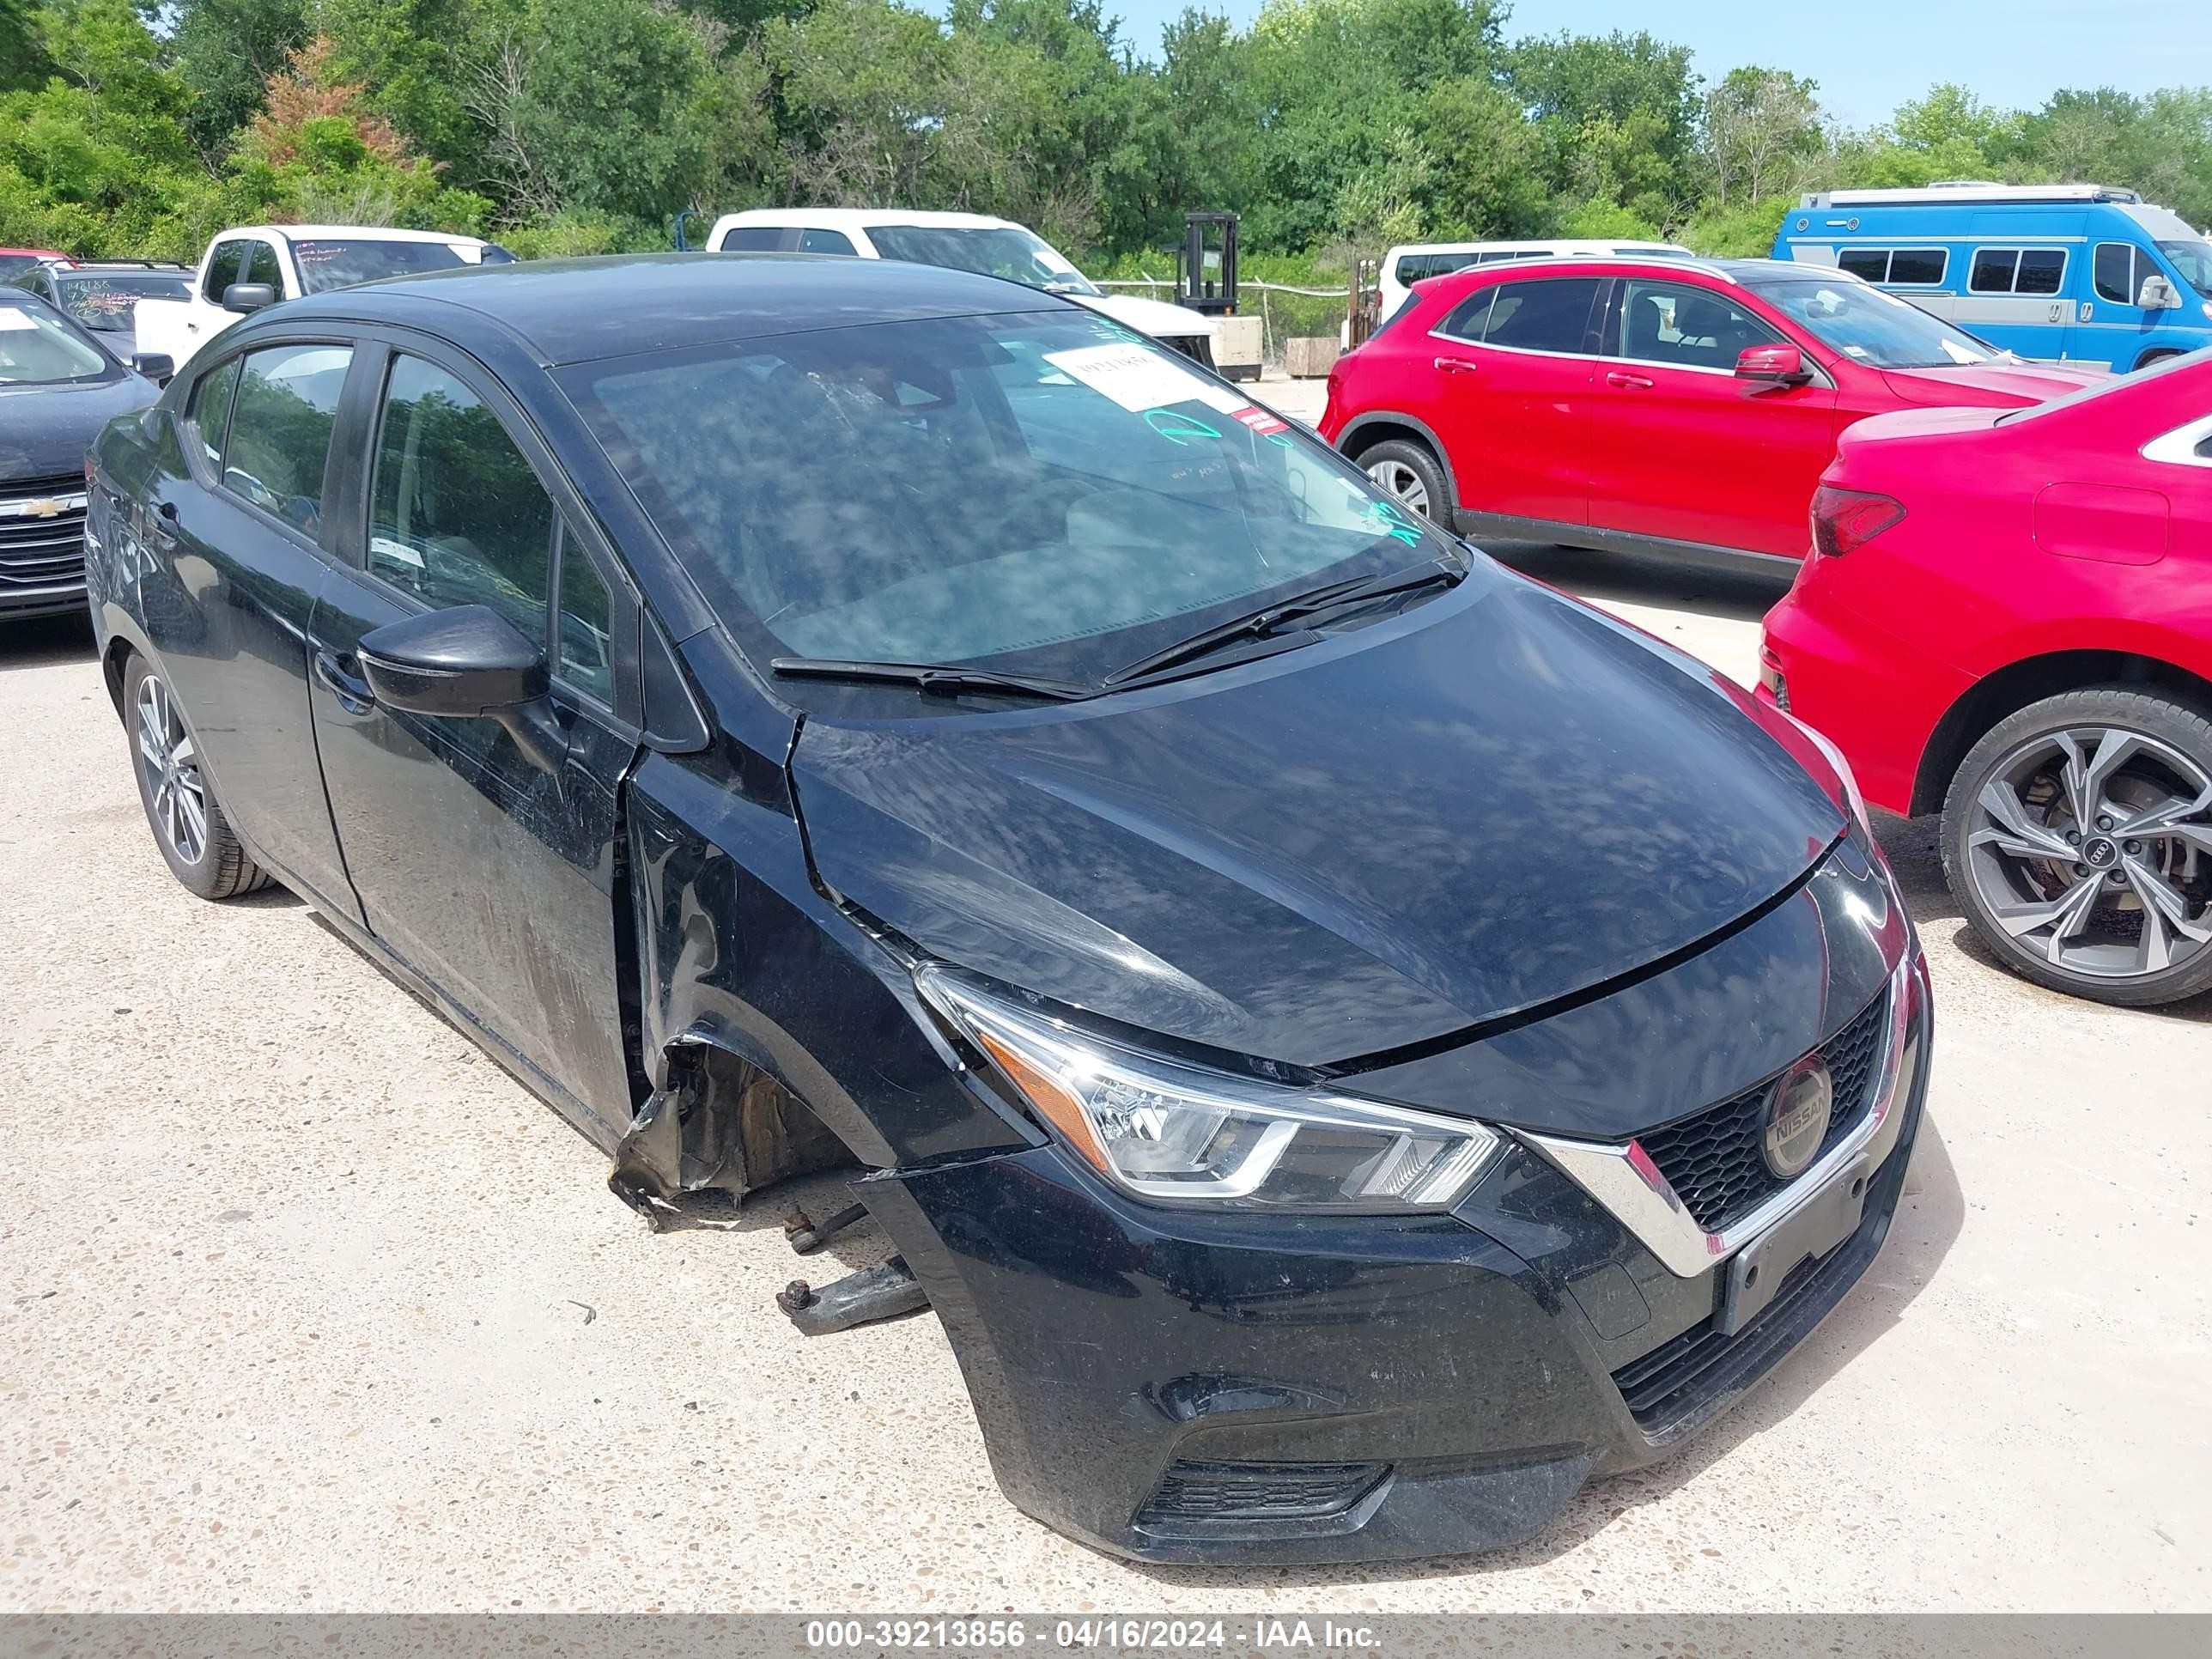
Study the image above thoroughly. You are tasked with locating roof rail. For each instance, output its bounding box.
[1797,183,2142,209]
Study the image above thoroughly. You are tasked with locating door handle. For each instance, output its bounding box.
[1607,371,1656,389]
[146,500,178,550]
[1433,356,1479,374]
[313,649,375,714]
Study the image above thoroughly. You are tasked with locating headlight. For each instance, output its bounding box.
[916,967,1499,1212]
[1784,708,1874,843]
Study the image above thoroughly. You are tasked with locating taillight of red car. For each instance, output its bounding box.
[1809,486,1905,556]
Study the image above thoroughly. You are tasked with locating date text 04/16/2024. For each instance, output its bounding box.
[803,1619,1383,1651]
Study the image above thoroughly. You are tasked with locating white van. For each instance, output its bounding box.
[1375,239,1694,323]
[704,208,1220,366]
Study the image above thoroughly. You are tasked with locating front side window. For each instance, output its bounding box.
[0,299,115,386]
[243,241,283,291]
[290,240,466,295]
[1611,279,1782,370]
[202,242,246,304]
[221,344,351,532]
[189,356,242,467]
[2095,243,2139,305]
[1455,276,1602,353]
[562,313,1462,700]
[556,532,616,705]
[367,355,553,636]
[1747,277,1999,368]
[864,224,1103,298]
[2155,239,2212,294]
[54,272,191,333]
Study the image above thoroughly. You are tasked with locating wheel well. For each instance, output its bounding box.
[2134,349,2183,371]
[1911,650,2212,815]
[1338,420,1435,464]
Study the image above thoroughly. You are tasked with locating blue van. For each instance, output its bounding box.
[1771,183,2212,368]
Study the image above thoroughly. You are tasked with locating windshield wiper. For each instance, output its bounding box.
[1103,559,1466,690]
[769,657,1090,702]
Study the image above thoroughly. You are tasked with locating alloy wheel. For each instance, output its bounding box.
[1364,459,1431,520]
[1964,725,2212,980]
[135,673,209,867]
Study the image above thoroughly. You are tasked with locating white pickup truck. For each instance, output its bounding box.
[135,224,511,373]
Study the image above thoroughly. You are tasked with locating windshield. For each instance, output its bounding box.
[1748,277,2000,368]
[562,312,1461,700]
[2157,239,2212,295]
[864,224,1103,298]
[0,301,115,385]
[56,272,190,331]
[291,239,468,295]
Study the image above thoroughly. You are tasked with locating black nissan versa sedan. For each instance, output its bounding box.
[85,254,1932,1565]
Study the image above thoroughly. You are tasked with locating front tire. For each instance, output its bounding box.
[1358,439,1450,526]
[123,654,271,900]
[1941,686,2212,1006]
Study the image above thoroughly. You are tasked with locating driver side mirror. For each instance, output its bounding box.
[221,282,276,314]
[2136,274,2182,311]
[1735,343,1812,386]
[356,605,568,774]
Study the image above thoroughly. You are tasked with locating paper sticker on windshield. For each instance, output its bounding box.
[0,307,39,331]
[1046,343,1244,414]
[1228,405,1289,436]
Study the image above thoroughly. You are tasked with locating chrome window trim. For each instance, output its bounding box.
[1521,961,1915,1279]
[2142,413,2212,470]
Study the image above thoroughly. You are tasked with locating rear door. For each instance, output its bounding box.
[302,335,643,1137]
[1427,273,1604,526]
[132,338,363,920]
[1583,276,1838,557]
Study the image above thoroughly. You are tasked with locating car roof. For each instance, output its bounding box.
[55,261,191,273]
[1413,254,1865,291]
[271,251,1073,366]
[1387,240,1688,258]
[217,225,489,246]
[713,208,1021,233]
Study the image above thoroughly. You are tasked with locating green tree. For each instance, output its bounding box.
[168,0,310,158]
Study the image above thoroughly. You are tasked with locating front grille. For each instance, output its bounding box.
[1638,991,1888,1233]
[0,474,88,592]
[1137,1460,1387,1527]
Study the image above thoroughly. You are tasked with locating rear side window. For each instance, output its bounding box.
[368,354,555,639]
[221,344,351,533]
[243,242,282,291]
[1836,248,1948,285]
[1396,252,1479,284]
[1446,277,1601,353]
[2094,242,2140,304]
[202,241,246,304]
[1971,247,2068,295]
[720,227,787,252]
[799,228,856,255]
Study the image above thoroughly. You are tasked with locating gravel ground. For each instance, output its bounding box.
[3,384,2209,1612]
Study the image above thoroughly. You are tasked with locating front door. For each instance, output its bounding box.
[1585,277,1839,557]
[304,341,641,1137]
[1427,274,1603,526]
[2067,242,2158,370]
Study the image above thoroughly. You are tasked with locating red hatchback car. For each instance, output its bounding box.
[1322,257,2101,567]
[1763,349,2212,1006]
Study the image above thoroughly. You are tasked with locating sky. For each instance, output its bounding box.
[1091,0,2212,130]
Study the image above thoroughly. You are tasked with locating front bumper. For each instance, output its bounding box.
[868,951,1934,1565]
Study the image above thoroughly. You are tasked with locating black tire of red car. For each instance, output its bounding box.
[1357,438,1450,525]
[122,653,272,901]
[1942,685,2212,1007]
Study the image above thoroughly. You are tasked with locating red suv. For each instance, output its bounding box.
[1762,349,2212,1006]
[1322,257,2101,567]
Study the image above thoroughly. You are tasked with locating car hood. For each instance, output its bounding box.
[0,372,155,482]
[1879,361,2106,407]
[1072,292,1217,343]
[790,573,1845,1070]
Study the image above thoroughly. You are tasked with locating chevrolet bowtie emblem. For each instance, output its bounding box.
[25,499,64,519]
